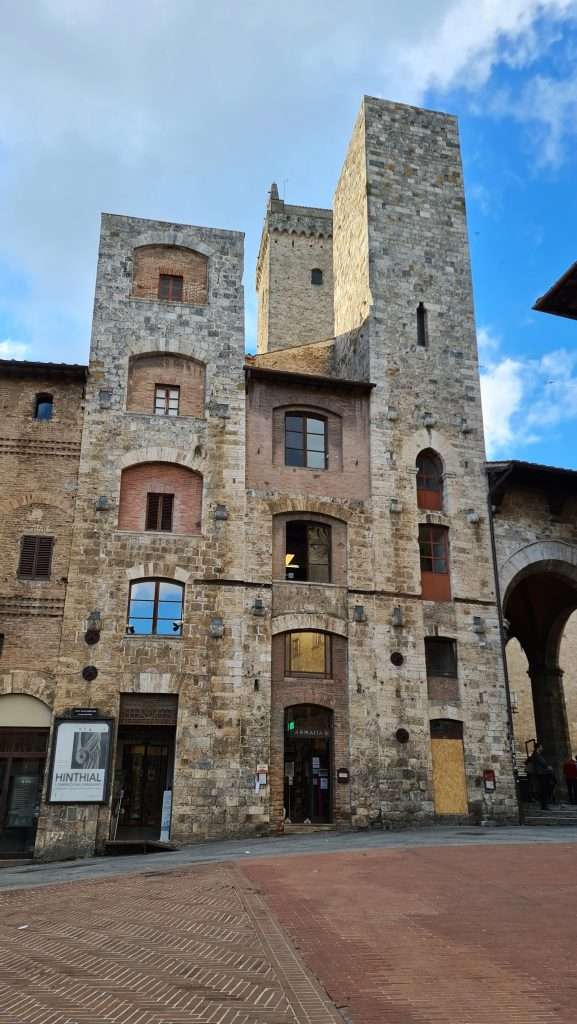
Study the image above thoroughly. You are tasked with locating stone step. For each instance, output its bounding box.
[283,823,337,835]
[103,840,178,856]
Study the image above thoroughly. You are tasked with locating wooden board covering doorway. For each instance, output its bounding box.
[430,719,468,815]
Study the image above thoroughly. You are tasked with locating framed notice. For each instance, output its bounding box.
[47,718,113,804]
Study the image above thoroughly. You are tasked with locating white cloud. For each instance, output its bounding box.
[0,339,30,360]
[479,325,577,457]
[490,70,577,166]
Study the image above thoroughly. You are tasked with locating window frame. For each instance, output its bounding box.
[311,268,323,286]
[284,630,332,677]
[126,578,184,638]
[418,524,449,576]
[425,637,458,678]
[18,535,54,580]
[285,520,331,583]
[158,273,184,302]
[416,450,443,511]
[417,301,428,348]
[284,412,328,470]
[154,384,180,417]
[145,492,174,532]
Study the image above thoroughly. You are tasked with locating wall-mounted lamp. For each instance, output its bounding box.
[214,504,229,521]
[466,510,481,525]
[252,598,266,617]
[472,615,485,635]
[389,498,403,514]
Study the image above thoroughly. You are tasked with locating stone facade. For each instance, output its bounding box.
[9,94,577,861]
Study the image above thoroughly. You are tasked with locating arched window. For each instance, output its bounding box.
[285,631,331,676]
[417,302,428,347]
[132,244,208,305]
[126,353,205,418]
[126,579,184,636]
[285,521,331,582]
[34,393,53,421]
[285,413,327,469]
[418,524,451,601]
[416,449,443,510]
[311,268,323,286]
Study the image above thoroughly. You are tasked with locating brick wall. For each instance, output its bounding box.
[132,244,208,305]
[126,354,205,417]
[117,462,203,534]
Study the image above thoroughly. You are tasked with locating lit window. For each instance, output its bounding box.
[34,394,53,421]
[18,535,54,580]
[416,450,443,510]
[154,384,180,416]
[126,579,184,637]
[285,522,330,582]
[311,268,323,286]
[158,274,183,301]
[285,414,327,469]
[285,631,331,675]
[145,493,174,531]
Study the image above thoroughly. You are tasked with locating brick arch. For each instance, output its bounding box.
[0,670,55,708]
[500,541,577,604]
[118,447,204,473]
[1,495,70,519]
[132,244,208,305]
[118,463,202,535]
[126,351,206,418]
[130,232,213,258]
[271,614,348,637]
[268,496,352,522]
[125,563,192,583]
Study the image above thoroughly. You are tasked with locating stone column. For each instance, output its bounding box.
[529,664,571,796]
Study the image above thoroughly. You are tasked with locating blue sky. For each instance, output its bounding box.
[1,1,576,467]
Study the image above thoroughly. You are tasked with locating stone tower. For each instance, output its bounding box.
[256,184,334,353]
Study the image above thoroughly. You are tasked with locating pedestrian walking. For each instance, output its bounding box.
[528,744,555,810]
[563,755,577,804]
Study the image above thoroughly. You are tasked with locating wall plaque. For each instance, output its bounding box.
[119,694,178,727]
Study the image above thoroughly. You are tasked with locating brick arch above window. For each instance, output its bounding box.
[132,244,208,305]
[118,462,202,535]
[272,511,347,585]
[126,353,205,418]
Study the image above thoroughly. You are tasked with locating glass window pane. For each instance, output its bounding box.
[306,417,325,434]
[285,415,303,433]
[159,581,183,602]
[308,563,330,583]
[169,389,179,400]
[285,431,304,450]
[131,581,156,600]
[286,448,306,467]
[306,432,326,452]
[307,450,325,469]
[157,601,183,621]
[288,631,327,674]
[167,407,178,416]
[128,617,153,635]
[156,619,182,636]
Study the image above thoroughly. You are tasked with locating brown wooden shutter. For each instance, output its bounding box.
[18,535,53,579]
[146,493,160,530]
[160,494,174,531]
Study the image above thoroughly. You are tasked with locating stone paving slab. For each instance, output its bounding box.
[0,864,343,1024]
[244,843,577,1024]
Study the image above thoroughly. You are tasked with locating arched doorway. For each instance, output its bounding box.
[0,694,52,856]
[284,705,333,824]
[504,561,577,794]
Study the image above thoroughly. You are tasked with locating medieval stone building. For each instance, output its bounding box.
[0,96,575,859]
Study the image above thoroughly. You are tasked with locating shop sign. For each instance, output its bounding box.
[288,727,330,738]
[47,718,113,804]
[119,694,178,727]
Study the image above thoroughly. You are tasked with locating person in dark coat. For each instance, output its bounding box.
[528,744,555,809]
[563,755,577,804]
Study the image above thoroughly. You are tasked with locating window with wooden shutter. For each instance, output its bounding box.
[18,535,54,579]
[145,493,174,531]
[158,274,183,301]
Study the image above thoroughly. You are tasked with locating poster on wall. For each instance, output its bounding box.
[48,719,113,803]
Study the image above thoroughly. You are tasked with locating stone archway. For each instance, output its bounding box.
[504,558,577,790]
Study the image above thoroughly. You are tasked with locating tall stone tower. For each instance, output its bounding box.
[256,184,334,353]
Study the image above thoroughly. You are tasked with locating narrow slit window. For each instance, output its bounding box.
[158,274,183,302]
[145,493,174,532]
[18,535,54,580]
[417,302,428,348]
[154,384,180,416]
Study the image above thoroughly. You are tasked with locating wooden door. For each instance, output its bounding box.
[430,720,468,815]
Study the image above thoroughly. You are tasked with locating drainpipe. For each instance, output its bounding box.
[487,475,524,825]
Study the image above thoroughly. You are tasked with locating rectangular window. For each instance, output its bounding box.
[158,274,183,302]
[285,414,327,469]
[145,493,174,532]
[425,637,457,678]
[127,579,184,637]
[285,521,330,582]
[154,384,180,416]
[419,524,449,574]
[18,535,54,580]
[285,631,331,675]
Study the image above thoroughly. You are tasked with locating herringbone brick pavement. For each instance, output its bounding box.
[0,864,343,1024]
[244,843,577,1024]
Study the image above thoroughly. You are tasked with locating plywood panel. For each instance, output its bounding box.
[431,737,468,814]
